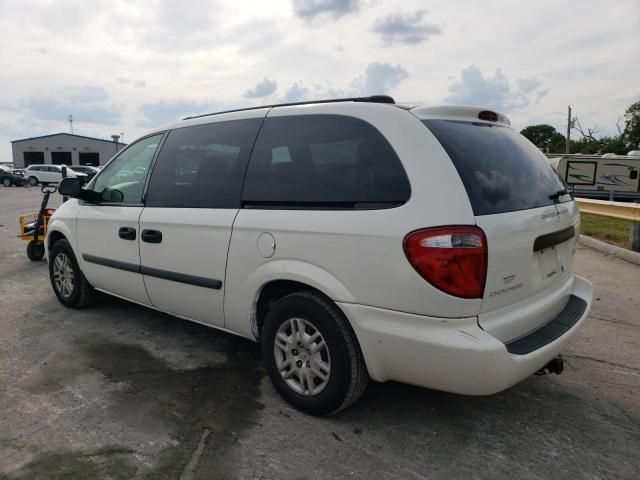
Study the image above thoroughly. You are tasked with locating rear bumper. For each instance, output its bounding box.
[339,275,592,395]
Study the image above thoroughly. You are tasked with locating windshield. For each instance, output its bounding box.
[423,120,571,216]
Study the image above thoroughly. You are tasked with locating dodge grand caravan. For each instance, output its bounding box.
[47,96,592,415]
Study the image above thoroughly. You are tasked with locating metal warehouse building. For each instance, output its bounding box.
[11,133,127,168]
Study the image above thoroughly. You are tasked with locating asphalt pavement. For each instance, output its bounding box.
[1,186,639,479]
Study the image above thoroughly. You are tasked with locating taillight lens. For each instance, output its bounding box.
[403,226,487,298]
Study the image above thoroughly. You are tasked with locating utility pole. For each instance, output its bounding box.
[68,114,74,134]
[565,105,571,154]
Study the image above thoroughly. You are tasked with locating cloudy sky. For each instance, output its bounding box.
[1,0,639,159]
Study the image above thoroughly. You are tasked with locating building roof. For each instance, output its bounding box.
[11,132,127,146]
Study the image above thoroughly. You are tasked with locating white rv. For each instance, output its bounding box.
[549,152,640,200]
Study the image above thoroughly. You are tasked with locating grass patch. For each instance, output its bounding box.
[580,213,631,248]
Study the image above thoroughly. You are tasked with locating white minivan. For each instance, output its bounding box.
[47,96,592,415]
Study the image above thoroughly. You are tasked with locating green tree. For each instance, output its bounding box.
[622,101,640,149]
[600,136,628,155]
[570,138,601,154]
[520,124,559,149]
[549,132,567,153]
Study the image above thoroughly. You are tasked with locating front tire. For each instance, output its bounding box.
[28,176,38,186]
[48,239,94,308]
[262,291,369,415]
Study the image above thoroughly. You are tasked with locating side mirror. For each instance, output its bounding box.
[58,177,82,197]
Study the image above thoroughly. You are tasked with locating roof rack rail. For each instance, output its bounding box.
[182,95,395,120]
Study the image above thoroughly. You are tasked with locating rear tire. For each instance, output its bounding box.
[2,178,11,187]
[28,176,38,186]
[262,291,369,415]
[49,239,94,308]
[26,240,45,261]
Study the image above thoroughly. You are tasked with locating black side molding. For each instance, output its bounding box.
[82,254,139,273]
[505,295,587,355]
[140,265,222,290]
[533,226,575,252]
[82,254,222,290]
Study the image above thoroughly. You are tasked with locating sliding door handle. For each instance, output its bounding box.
[141,229,162,244]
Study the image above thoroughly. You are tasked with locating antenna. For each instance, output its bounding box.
[68,114,74,134]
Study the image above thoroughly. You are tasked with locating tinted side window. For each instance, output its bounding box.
[242,115,410,208]
[145,119,262,208]
[423,120,570,216]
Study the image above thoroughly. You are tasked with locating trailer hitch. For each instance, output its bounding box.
[535,355,564,375]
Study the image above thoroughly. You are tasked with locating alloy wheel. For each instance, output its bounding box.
[53,253,75,298]
[274,317,331,396]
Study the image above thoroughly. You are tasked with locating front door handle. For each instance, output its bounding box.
[118,226,136,241]
[141,229,162,244]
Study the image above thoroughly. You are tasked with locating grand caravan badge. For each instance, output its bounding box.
[489,275,522,297]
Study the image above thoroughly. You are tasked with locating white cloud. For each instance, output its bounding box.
[281,82,311,102]
[445,66,546,112]
[292,0,359,19]
[373,10,441,46]
[276,62,408,102]
[138,99,224,127]
[13,86,121,125]
[351,63,408,96]
[117,78,146,89]
[243,78,278,98]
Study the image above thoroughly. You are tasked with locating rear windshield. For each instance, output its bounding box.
[423,120,570,216]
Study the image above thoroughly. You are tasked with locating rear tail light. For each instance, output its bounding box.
[403,226,487,298]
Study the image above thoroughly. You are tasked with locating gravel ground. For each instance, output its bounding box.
[0,186,639,480]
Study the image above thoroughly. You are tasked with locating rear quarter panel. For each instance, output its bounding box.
[224,103,480,338]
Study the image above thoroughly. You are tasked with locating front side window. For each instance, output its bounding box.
[145,119,262,208]
[242,115,410,208]
[92,134,162,204]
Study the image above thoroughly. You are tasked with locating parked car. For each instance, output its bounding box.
[47,97,593,415]
[0,164,26,187]
[69,165,100,181]
[24,164,87,186]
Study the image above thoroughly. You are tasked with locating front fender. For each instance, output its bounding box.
[45,199,81,259]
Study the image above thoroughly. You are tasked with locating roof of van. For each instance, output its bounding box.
[181,95,396,121]
[148,97,511,133]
